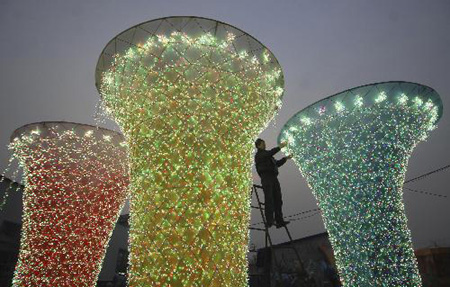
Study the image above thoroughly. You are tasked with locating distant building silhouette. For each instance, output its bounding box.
[0,177,22,287]
[250,232,450,287]
[415,247,450,286]
[250,232,340,287]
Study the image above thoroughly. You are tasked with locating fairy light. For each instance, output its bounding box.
[318,106,327,116]
[95,17,284,286]
[354,95,364,107]
[398,93,408,105]
[30,129,40,135]
[375,91,387,103]
[300,117,312,126]
[278,82,443,286]
[334,101,345,112]
[413,96,423,107]
[9,122,129,287]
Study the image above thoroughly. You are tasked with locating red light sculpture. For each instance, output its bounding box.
[10,122,129,287]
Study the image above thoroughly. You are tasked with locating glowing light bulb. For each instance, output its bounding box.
[375,91,387,103]
[354,95,363,107]
[398,93,408,105]
[334,101,345,112]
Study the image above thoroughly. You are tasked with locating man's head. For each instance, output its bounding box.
[255,138,266,150]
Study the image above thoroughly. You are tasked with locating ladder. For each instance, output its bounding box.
[250,184,313,287]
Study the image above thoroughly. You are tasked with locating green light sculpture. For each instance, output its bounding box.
[95,17,284,286]
[278,82,443,286]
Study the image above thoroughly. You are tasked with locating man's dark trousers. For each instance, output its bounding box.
[261,175,283,226]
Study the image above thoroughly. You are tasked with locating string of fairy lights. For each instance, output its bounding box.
[96,17,284,287]
[278,82,442,286]
[8,123,129,287]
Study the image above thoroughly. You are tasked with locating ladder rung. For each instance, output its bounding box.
[251,205,264,210]
[249,227,266,231]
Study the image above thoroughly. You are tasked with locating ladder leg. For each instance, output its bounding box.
[252,185,315,286]
[253,185,282,287]
[283,225,304,271]
[253,185,273,246]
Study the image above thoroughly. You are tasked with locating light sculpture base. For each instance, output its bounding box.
[278,82,443,286]
[96,17,284,286]
[10,122,129,287]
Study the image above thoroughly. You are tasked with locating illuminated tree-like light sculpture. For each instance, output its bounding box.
[278,82,443,286]
[95,16,284,286]
[10,122,129,287]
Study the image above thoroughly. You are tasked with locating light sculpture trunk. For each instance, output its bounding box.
[278,82,443,287]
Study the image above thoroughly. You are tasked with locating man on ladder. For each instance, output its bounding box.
[254,138,292,228]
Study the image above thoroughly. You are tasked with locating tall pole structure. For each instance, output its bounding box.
[278,82,443,286]
[95,16,284,286]
[10,122,129,287]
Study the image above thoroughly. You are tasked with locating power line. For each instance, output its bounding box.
[404,164,450,184]
[289,211,321,223]
[284,208,321,220]
[402,164,450,199]
[250,207,320,227]
[404,187,447,198]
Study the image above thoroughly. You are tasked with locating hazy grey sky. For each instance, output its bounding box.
[1,0,449,250]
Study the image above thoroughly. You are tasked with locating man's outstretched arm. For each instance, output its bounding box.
[276,154,292,167]
[266,147,281,157]
[257,142,288,159]
[276,157,287,167]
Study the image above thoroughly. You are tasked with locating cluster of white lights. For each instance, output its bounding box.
[292,92,439,140]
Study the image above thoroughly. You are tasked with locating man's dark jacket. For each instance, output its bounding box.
[255,147,287,178]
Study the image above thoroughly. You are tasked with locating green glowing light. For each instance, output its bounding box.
[354,95,364,107]
[375,91,387,103]
[398,93,408,105]
[334,101,345,112]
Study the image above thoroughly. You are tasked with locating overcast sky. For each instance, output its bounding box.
[0,0,449,250]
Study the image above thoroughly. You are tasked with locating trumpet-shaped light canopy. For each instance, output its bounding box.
[95,16,284,286]
[10,122,129,287]
[278,82,442,286]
